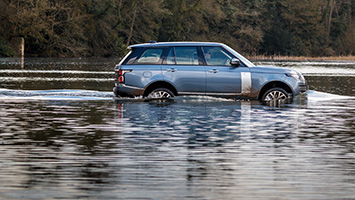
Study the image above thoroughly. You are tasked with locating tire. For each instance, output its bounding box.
[146,88,174,99]
[261,88,290,101]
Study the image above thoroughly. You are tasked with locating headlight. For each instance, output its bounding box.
[286,72,305,82]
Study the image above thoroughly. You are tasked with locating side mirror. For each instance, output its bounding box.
[230,58,240,67]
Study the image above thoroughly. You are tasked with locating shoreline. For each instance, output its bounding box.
[248,55,355,61]
[1,55,355,62]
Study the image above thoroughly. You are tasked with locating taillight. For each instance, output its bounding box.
[118,75,124,83]
[117,69,132,84]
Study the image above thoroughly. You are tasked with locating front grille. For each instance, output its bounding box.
[299,83,308,92]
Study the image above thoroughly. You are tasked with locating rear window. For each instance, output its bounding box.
[122,48,165,65]
[136,48,164,64]
[123,48,143,64]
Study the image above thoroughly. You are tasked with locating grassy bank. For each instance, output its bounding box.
[249,55,355,61]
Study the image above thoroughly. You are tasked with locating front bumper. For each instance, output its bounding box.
[299,83,308,93]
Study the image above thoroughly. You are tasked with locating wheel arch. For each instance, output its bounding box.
[143,81,178,97]
[258,81,293,100]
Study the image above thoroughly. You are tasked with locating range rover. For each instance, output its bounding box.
[113,42,307,101]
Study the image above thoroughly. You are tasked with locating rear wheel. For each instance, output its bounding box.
[262,88,289,101]
[147,88,174,99]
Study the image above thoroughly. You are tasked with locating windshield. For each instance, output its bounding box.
[223,45,255,67]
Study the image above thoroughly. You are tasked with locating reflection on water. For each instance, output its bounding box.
[0,58,355,199]
[0,95,354,199]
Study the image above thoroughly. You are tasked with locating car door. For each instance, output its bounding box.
[162,46,205,95]
[203,46,251,95]
[124,47,167,89]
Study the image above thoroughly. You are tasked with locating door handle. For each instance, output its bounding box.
[208,69,219,73]
[167,68,177,72]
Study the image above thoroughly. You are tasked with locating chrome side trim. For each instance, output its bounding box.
[179,92,206,95]
[119,84,143,90]
[205,92,242,96]
[241,72,252,94]
[179,92,242,96]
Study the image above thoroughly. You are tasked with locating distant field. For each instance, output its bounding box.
[249,55,355,61]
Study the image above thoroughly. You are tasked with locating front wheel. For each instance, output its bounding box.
[261,88,290,101]
[146,88,174,99]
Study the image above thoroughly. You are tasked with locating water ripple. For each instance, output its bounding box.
[0,58,354,200]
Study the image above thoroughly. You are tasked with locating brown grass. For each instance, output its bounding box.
[248,55,355,61]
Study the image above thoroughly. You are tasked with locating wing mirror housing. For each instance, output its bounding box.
[231,58,241,67]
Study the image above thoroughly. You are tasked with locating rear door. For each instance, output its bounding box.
[162,46,205,95]
[123,47,167,89]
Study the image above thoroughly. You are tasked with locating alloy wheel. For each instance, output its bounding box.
[263,89,288,101]
[147,88,173,99]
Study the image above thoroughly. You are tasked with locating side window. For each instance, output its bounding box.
[124,48,143,65]
[202,47,233,66]
[135,48,164,64]
[174,47,199,65]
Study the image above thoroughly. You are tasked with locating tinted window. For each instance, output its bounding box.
[124,48,143,65]
[174,47,199,65]
[136,48,164,64]
[202,46,233,66]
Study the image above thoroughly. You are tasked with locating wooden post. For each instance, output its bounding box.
[9,36,25,69]
[21,37,24,69]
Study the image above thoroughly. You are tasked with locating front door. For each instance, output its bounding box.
[203,46,251,95]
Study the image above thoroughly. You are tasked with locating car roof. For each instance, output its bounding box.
[128,42,224,49]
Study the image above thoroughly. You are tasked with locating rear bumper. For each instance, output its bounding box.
[113,84,145,97]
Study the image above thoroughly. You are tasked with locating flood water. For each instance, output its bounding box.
[0,58,354,199]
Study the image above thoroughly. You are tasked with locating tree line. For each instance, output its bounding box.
[0,0,354,57]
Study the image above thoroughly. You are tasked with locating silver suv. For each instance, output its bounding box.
[114,42,307,101]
